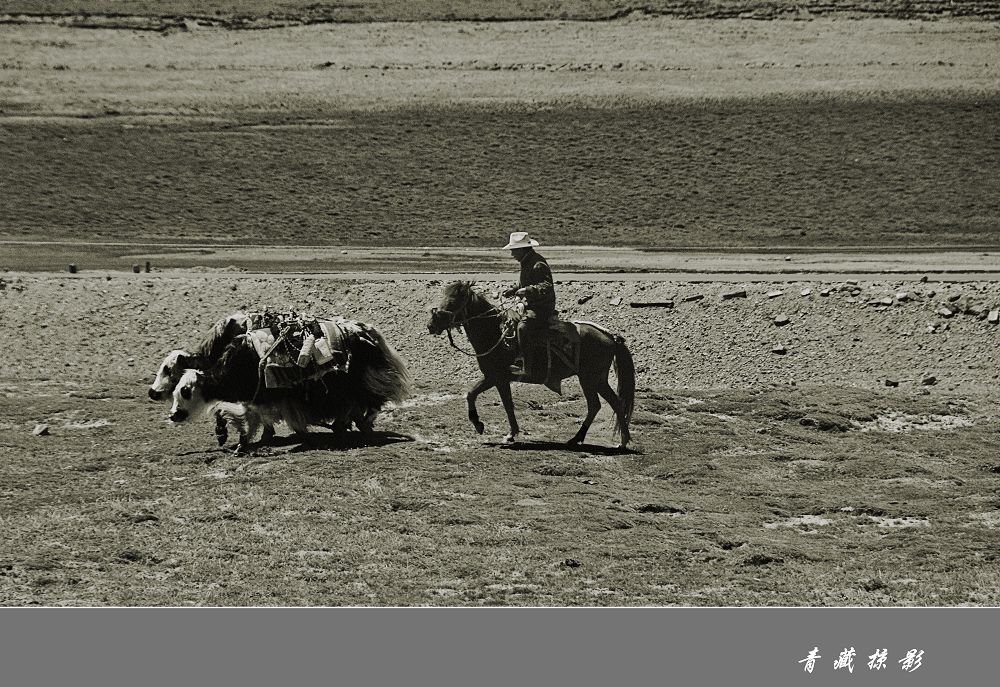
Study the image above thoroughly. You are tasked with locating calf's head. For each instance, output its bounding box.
[149,350,193,401]
[169,369,208,422]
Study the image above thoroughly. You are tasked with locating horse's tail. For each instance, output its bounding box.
[612,336,635,440]
[363,326,413,404]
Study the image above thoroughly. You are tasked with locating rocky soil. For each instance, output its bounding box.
[3,272,999,396]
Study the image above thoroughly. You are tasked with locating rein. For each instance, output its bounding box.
[439,290,514,359]
[446,325,511,359]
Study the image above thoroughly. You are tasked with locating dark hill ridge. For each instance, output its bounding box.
[2,0,1000,29]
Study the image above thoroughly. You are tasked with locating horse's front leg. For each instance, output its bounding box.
[467,375,496,435]
[496,380,520,443]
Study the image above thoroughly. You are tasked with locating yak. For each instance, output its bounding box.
[168,324,412,452]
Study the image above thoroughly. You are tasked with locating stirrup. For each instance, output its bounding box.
[510,365,540,383]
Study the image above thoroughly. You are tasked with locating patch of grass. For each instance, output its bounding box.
[2,381,999,605]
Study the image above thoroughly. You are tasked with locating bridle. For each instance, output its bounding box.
[433,287,514,358]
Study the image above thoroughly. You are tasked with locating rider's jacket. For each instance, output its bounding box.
[517,249,556,316]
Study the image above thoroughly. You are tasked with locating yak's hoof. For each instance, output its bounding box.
[502,433,516,444]
[473,420,485,435]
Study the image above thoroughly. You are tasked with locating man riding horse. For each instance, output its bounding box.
[502,231,556,383]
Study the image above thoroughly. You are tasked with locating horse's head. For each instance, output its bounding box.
[169,369,208,422]
[149,349,194,401]
[427,281,479,335]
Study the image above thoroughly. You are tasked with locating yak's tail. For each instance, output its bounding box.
[363,326,413,404]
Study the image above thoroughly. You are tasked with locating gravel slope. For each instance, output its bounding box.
[4,273,998,395]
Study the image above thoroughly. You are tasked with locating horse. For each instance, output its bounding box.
[169,323,412,452]
[427,280,635,449]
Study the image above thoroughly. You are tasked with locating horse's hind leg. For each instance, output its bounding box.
[496,381,520,443]
[597,380,630,449]
[568,382,601,446]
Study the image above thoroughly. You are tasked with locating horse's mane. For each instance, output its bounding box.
[443,280,474,302]
[443,280,496,314]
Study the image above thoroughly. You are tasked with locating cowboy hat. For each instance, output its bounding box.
[503,231,540,250]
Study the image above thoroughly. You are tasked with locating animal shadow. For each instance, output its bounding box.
[281,430,415,452]
[492,439,640,456]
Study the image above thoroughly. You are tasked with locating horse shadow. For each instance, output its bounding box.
[489,439,640,456]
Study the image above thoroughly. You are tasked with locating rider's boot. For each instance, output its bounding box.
[510,351,541,383]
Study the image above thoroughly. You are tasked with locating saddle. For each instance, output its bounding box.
[507,313,581,394]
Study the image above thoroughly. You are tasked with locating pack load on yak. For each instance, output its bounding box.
[241,309,378,391]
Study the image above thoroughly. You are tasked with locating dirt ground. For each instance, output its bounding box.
[3,270,1000,606]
